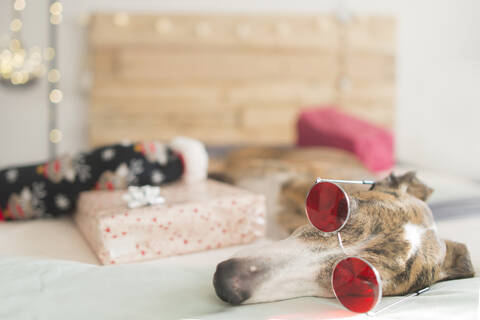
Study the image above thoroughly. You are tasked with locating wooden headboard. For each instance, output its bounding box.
[88,13,395,147]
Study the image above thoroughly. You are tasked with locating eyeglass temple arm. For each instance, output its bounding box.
[315,178,375,185]
[366,287,430,316]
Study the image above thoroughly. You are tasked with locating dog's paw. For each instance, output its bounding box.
[440,239,475,281]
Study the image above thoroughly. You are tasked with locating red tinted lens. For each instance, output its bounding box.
[305,182,349,232]
[332,257,381,313]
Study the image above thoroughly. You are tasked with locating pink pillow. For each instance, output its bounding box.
[297,107,394,172]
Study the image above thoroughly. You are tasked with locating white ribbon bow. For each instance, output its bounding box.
[122,185,165,209]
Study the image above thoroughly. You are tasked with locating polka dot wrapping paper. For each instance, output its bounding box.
[74,180,266,265]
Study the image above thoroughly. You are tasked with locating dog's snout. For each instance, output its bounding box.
[213,258,259,305]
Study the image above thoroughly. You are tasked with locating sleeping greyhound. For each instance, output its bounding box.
[213,172,474,307]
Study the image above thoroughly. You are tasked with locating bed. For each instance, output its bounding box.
[0,166,479,320]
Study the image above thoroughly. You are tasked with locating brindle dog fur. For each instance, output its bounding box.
[213,170,474,305]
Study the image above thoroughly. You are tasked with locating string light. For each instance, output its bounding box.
[315,17,331,31]
[50,14,62,25]
[49,1,62,15]
[14,0,26,11]
[11,71,25,84]
[10,19,22,32]
[275,22,292,37]
[1,0,63,154]
[9,39,20,51]
[44,47,55,60]
[49,129,63,143]
[195,22,212,38]
[49,88,63,103]
[47,69,60,83]
[0,0,47,85]
[113,13,130,27]
[155,18,172,34]
[49,1,62,25]
[235,24,252,39]
[47,0,62,157]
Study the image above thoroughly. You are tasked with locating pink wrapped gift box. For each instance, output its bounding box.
[74,180,266,265]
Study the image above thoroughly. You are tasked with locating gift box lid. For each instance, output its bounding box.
[78,179,265,218]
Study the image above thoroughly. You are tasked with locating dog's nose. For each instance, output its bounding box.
[213,258,256,304]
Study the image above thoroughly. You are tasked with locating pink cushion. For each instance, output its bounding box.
[296,107,394,172]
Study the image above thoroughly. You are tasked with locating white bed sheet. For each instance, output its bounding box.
[0,214,478,320]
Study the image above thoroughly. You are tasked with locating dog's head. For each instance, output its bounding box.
[213,172,474,304]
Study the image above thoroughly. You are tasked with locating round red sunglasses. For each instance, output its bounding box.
[305,178,429,315]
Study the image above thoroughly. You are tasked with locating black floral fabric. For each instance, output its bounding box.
[0,141,183,221]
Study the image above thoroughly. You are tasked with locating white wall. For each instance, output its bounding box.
[396,1,480,177]
[0,0,479,178]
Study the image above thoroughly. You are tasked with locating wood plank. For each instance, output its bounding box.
[115,49,338,81]
[91,81,223,104]
[238,126,294,144]
[344,51,395,81]
[338,102,394,129]
[90,100,234,116]
[90,81,337,115]
[225,81,336,104]
[91,49,116,76]
[346,16,396,54]
[90,107,239,127]
[340,80,394,101]
[240,106,300,128]
[90,14,340,50]
[89,123,294,147]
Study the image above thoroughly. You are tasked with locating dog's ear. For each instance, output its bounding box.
[281,178,312,208]
[439,240,475,281]
[277,178,312,233]
[374,171,434,201]
[401,171,434,201]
